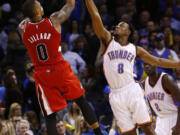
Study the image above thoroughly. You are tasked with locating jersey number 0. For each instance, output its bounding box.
[36,44,48,61]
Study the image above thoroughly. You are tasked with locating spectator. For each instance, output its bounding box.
[1,3,11,26]
[3,71,23,119]
[113,6,126,25]
[65,20,82,50]
[24,111,40,135]
[11,115,22,129]
[69,0,86,22]
[99,3,113,29]
[0,82,6,108]
[148,31,158,49]
[16,119,33,135]
[63,102,82,133]
[61,41,86,76]
[56,120,70,135]
[131,30,140,45]
[8,102,22,120]
[73,36,88,62]
[152,33,179,77]
[126,1,137,22]
[79,65,98,101]
[173,32,180,55]
[95,85,113,130]
[146,21,156,34]
[162,26,174,48]
[74,116,108,135]
[6,18,26,81]
[0,120,16,135]
[0,22,7,59]
[83,23,100,66]
[23,61,40,119]
[160,16,171,28]
[137,10,151,30]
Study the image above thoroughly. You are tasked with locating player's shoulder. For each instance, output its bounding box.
[161,73,174,87]
[161,73,172,81]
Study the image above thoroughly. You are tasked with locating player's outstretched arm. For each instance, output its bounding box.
[85,0,111,44]
[137,46,180,68]
[162,75,180,134]
[18,18,30,37]
[50,0,75,25]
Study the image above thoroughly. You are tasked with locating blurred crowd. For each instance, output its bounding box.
[1,0,180,134]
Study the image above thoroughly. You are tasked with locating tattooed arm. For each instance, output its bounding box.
[50,0,75,32]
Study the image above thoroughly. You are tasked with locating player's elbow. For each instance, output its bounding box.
[68,4,75,10]
[66,0,75,9]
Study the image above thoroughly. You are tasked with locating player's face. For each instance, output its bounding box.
[114,22,130,36]
[144,63,156,75]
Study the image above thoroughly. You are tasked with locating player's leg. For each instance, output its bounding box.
[123,129,137,135]
[45,112,58,135]
[60,62,103,135]
[131,84,156,135]
[140,123,156,135]
[34,77,67,135]
[155,115,177,135]
[108,89,138,134]
[73,95,103,135]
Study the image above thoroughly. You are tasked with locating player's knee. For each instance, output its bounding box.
[140,123,155,134]
[73,95,87,107]
[124,129,137,135]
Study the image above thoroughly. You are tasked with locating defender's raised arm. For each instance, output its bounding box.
[137,46,180,68]
[50,0,75,25]
[85,0,111,44]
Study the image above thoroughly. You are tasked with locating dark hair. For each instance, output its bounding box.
[125,21,135,42]
[24,111,39,130]
[3,72,17,89]
[22,0,36,19]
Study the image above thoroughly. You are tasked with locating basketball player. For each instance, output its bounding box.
[143,63,180,135]
[85,0,180,134]
[18,0,103,135]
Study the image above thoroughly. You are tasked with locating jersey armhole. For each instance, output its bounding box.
[142,80,145,90]
[48,18,54,26]
[135,45,138,58]
[102,36,113,56]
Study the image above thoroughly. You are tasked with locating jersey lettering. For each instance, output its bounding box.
[28,33,51,44]
[107,49,135,62]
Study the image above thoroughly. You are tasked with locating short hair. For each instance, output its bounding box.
[16,119,30,132]
[124,21,135,42]
[22,0,36,18]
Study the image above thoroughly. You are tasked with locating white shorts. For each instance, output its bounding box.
[155,114,177,135]
[109,81,152,134]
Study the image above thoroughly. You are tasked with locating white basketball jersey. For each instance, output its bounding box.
[145,73,178,118]
[103,38,136,89]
